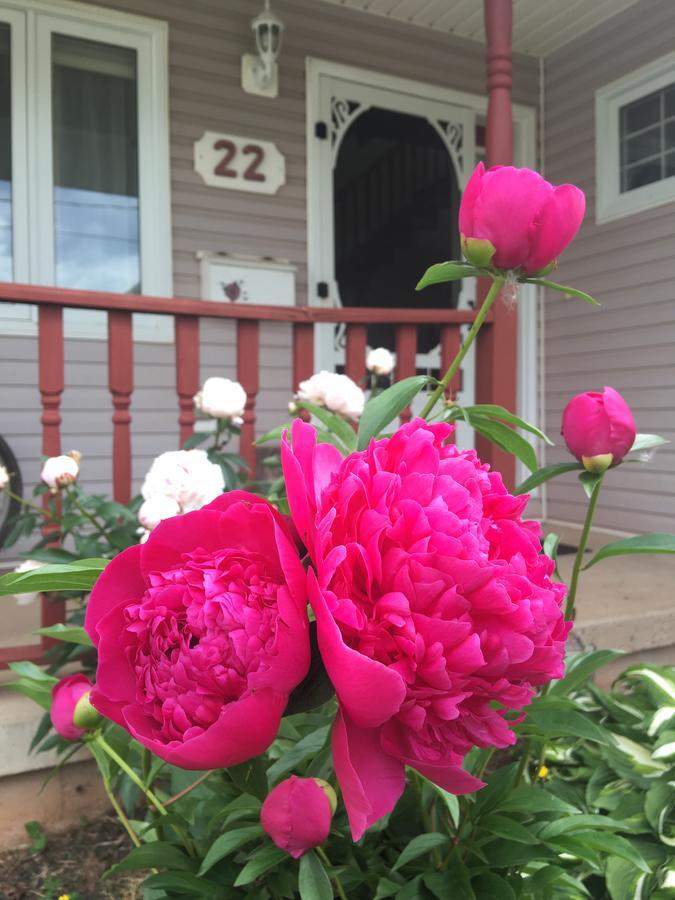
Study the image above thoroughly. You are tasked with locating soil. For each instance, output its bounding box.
[0,816,144,900]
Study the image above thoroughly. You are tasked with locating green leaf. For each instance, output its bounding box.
[579,470,603,499]
[417,774,460,828]
[295,402,356,452]
[469,415,539,472]
[585,533,675,569]
[233,845,288,887]
[142,873,223,897]
[526,277,600,305]
[539,813,623,841]
[442,853,476,900]
[543,532,560,562]
[462,404,553,444]
[549,649,624,696]
[479,813,536,844]
[523,865,590,897]
[33,624,92,646]
[499,785,579,815]
[105,843,194,877]
[629,433,670,453]
[182,431,210,450]
[8,661,57,683]
[416,260,478,290]
[24,820,46,853]
[255,423,291,445]
[267,725,331,785]
[470,873,517,900]
[356,376,432,451]
[299,850,333,900]
[578,831,651,873]
[391,833,449,872]
[0,558,107,596]
[197,825,264,876]
[514,461,583,495]
[523,706,612,744]
[623,666,675,705]
[606,857,650,900]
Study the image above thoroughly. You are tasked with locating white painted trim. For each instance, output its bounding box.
[596,50,675,225]
[305,58,538,465]
[0,0,173,341]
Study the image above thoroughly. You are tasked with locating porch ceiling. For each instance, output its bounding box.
[319,0,641,57]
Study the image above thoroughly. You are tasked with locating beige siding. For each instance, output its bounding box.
[543,0,675,534]
[0,0,539,558]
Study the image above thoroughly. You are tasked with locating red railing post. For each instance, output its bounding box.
[175,316,200,447]
[395,325,417,423]
[38,305,65,647]
[108,311,133,504]
[237,320,260,478]
[292,322,314,388]
[476,0,517,489]
[345,324,367,385]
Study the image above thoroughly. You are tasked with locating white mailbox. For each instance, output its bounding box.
[199,253,296,307]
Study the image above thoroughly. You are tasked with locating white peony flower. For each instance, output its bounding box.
[297,371,365,419]
[138,495,181,531]
[13,559,43,607]
[366,347,395,376]
[195,377,247,424]
[141,449,224,512]
[41,453,80,491]
[0,464,9,491]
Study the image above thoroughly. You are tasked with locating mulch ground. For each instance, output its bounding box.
[0,816,143,900]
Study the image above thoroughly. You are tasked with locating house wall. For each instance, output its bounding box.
[542,0,675,533]
[0,0,540,554]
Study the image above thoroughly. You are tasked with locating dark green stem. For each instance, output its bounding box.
[3,487,56,520]
[66,487,109,542]
[565,473,604,620]
[315,846,348,900]
[419,276,505,420]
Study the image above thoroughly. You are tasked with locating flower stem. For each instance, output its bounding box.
[93,733,168,816]
[2,487,56,520]
[164,770,214,807]
[419,275,505,420]
[100,772,141,847]
[316,846,348,900]
[66,487,110,542]
[565,473,604,620]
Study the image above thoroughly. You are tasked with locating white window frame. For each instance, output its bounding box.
[596,50,675,224]
[0,0,172,340]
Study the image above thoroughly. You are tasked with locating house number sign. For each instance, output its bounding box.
[194,131,286,195]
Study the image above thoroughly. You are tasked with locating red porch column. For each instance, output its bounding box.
[475,0,517,489]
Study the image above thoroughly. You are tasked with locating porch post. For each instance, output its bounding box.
[475,0,517,488]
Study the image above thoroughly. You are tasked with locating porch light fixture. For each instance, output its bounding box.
[241,0,284,98]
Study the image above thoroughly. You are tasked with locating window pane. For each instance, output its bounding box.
[623,125,661,165]
[666,150,675,178]
[623,159,662,191]
[621,92,661,135]
[665,84,675,119]
[52,34,140,293]
[666,120,675,151]
[0,24,12,281]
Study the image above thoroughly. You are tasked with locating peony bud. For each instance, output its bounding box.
[138,495,181,531]
[297,371,365,420]
[0,464,9,491]
[51,674,96,741]
[562,387,636,469]
[459,163,585,275]
[366,347,395,377]
[195,377,247,422]
[261,776,335,859]
[41,454,80,491]
[72,690,101,730]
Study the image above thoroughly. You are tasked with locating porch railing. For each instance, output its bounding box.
[0,281,506,666]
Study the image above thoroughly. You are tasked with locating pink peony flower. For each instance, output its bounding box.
[51,674,94,741]
[562,387,636,471]
[459,163,585,275]
[85,491,310,769]
[282,419,569,840]
[261,776,336,858]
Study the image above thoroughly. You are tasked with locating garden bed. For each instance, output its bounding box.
[0,816,140,900]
